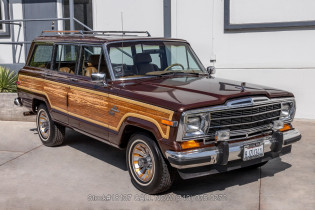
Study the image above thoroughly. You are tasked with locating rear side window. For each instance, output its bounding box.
[29,44,53,68]
[53,44,80,74]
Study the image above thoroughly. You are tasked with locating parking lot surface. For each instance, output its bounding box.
[0,120,314,210]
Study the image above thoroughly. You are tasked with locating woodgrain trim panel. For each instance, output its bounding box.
[18,74,174,139]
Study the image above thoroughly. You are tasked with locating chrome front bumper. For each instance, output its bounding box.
[165,129,301,169]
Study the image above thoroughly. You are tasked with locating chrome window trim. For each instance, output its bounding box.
[176,96,295,142]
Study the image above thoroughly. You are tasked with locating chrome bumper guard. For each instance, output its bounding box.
[165,129,301,169]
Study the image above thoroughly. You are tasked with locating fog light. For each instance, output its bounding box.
[215,130,230,141]
[273,120,284,130]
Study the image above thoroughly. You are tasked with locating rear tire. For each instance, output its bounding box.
[126,133,176,194]
[36,104,65,147]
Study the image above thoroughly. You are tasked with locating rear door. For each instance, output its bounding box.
[50,43,81,124]
[67,44,111,141]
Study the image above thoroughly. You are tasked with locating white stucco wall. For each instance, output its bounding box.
[171,0,315,119]
[93,0,164,37]
[0,0,25,64]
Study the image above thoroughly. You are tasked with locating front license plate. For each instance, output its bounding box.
[243,143,264,161]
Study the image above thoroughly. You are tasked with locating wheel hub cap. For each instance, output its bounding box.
[131,143,154,183]
[38,110,50,140]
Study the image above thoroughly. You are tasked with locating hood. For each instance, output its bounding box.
[114,76,294,112]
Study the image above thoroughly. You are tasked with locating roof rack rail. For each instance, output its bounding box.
[40,30,84,36]
[84,31,151,37]
[40,30,151,37]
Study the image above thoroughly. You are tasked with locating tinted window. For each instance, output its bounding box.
[29,45,53,68]
[54,44,80,74]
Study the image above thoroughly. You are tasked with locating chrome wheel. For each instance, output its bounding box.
[38,110,50,140]
[131,141,155,184]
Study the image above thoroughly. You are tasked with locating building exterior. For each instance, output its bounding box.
[0,0,314,119]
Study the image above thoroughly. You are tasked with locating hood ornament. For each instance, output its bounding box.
[241,82,246,92]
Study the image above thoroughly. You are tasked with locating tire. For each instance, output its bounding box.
[36,104,65,147]
[126,133,176,194]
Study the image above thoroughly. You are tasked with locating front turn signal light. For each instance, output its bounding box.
[181,140,200,150]
[280,124,292,132]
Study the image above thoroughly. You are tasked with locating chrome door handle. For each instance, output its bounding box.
[70,78,78,82]
[44,73,53,77]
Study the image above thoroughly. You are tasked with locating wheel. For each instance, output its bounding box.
[36,104,65,147]
[126,133,175,194]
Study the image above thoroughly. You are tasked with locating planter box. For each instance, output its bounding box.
[0,93,35,122]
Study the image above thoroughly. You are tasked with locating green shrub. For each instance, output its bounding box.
[0,66,18,93]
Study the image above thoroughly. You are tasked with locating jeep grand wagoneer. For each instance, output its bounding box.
[14,31,301,194]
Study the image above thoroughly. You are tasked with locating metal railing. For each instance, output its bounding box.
[0,17,92,63]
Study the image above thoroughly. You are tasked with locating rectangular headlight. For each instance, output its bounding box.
[280,100,296,122]
[184,113,208,138]
[186,116,201,132]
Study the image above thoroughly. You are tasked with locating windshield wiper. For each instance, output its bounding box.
[146,70,204,77]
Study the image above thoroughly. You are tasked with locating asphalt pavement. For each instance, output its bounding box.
[0,120,314,210]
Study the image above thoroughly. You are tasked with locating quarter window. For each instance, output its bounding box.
[28,45,53,69]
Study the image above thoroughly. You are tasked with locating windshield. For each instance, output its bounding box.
[107,41,206,79]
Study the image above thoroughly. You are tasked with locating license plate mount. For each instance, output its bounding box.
[243,143,264,161]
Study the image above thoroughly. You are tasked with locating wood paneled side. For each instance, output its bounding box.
[107,96,172,137]
[68,87,109,126]
[18,74,174,139]
[19,75,68,112]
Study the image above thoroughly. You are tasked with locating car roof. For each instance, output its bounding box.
[34,34,188,44]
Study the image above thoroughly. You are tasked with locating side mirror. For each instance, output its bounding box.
[206,66,216,75]
[91,73,107,85]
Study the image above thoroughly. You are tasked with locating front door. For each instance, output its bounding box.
[67,45,110,141]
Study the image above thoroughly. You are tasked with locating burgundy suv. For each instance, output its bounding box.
[14,31,301,194]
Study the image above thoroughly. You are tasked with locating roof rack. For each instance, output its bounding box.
[40,30,151,37]
[40,30,84,36]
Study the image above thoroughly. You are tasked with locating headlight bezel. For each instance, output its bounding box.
[183,113,209,139]
[280,100,296,123]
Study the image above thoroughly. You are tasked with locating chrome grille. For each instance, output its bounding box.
[206,103,281,142]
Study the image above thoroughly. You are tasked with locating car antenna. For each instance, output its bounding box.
[121,11,125,77]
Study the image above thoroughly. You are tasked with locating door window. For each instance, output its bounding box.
[77,45,110,78]
[54,44,80,74]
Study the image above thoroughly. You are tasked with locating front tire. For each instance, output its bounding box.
[36,104,65,147]
[126,133,175,194]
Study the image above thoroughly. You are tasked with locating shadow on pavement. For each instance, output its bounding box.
[35,128,291,195]
[170,157,291,196]
[63,128,127,171]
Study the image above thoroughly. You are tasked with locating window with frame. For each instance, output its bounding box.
[28,45,53,69]
[78,46,109,78]
[54,44,80,74]
[0,0,10,36]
